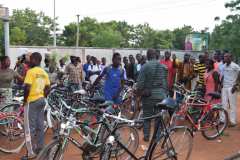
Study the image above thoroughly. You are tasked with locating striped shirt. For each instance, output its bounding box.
[194,62,206,85]
[136,60,168,100]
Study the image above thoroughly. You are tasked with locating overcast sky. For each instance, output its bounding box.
[1,0,231,32]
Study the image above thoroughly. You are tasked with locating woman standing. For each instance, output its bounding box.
[204,59,220,102]
[0,56,22,106]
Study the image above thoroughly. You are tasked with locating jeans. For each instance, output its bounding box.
[24,98,46,156]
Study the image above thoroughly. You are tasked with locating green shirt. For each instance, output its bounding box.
[136,60,168,100]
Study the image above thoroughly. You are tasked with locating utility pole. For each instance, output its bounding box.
[53,0,57,47]
[0,5,9,56]
[76,14,80,48]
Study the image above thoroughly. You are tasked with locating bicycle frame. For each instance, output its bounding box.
[103,111,177,160]
[177,93,221,131]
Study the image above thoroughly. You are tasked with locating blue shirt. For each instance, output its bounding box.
[102,65,124,104]
[83,63,90,79]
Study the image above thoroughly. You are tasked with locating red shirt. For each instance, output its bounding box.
[160,59,175,89]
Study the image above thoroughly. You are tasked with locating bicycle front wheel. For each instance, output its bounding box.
[0,113,25,153]
[150,126,193,160]
[201,107,228,140]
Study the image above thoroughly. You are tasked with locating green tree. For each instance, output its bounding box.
[10,8,55,46]
[210,0,240,57]
[172,25,193,50]
[62,17,99,47]
[10,27,26,45]
[92,28,123,48]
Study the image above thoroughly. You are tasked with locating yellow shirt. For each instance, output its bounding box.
[24,67,50,103]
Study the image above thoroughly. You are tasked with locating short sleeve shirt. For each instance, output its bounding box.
[65,63,82,84]
[88,65,101,84]
[223,62,240,88]
[103,66,124,104]
[0,69,17,88]
[24,67,50,103]
[194,62,206,85]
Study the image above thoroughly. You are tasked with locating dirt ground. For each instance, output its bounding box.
[1,97,240,160]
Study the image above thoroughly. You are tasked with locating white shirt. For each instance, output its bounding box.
[58,65,65,72]
[137,64,141,72]
[100,64,106,72]
[88,64,101,84]
[223,62,240,88]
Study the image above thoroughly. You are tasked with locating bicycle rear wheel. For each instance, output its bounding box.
[150,126,193,160]
[201,107,228,140]
[0,113,25,153]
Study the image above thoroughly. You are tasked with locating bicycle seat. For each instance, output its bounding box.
[207,92,221,99]
[155,98,178,112]
[89,96,105,104]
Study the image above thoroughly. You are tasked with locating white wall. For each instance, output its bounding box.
[9,46,203,68]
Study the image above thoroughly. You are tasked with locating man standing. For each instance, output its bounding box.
[83,55,91,81]
[194,55,206,93]
[94,52,124,104]
[22,52,50,160]
[128,55,137,81]
[136,53,143,73]
[123,56,129,72]
[100,57,107,71]
[177,53,194,90]
[222,53,240,127]
[59,58,65,72]
[160,51,177,97]
[65,56,83,91]
[136,49,168,141]
[88,56,101,84]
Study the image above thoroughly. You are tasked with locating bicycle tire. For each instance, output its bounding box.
[150,126,193,160]
[0,103,21,113]
[37,138,69,160]
[100,144,112,160]
[100,124,139,160]
[224,151,240,160]
[0,113,25,153]
[201,107,228,140]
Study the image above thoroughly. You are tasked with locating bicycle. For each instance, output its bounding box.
[120,79,141,120]
[100,99,193,160]
[171,83,228,140]
[36,101,139,160]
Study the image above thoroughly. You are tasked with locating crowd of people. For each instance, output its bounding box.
[0,48,240,159]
